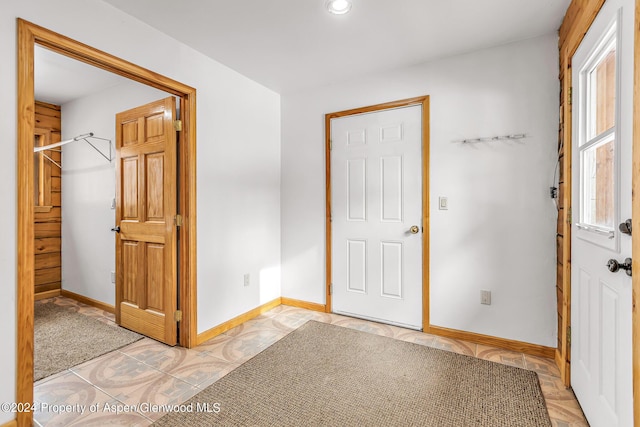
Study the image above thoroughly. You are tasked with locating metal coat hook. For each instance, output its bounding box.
[453,133,527,144]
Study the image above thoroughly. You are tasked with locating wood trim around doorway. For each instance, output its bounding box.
[16,19,197,427]
[324,96,431,331]
[555,0,607,388]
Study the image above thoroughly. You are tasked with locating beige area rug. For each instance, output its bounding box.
[153,321,551,427]
[34,301,142,381]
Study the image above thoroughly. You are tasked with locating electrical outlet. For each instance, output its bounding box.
[480,290,491,305]
[244,273,250,287]
[110,271,116,283]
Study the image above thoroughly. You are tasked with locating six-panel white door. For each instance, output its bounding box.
[570,1,633,426]
[331,105,423,330]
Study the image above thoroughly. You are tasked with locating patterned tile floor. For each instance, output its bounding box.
[33,297,588,426]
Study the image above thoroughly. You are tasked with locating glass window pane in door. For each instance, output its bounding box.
[587,46,616,140]
[581,134,615,228]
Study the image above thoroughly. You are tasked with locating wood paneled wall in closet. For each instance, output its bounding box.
[34,101,62,299]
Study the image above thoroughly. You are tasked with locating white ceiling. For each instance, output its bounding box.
[35,45,129,105]
[103,0,571,94]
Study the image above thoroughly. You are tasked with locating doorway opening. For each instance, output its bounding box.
[17,19,197,426]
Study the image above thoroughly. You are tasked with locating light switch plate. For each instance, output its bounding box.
[439,197,448,210]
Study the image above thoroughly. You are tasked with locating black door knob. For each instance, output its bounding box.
[111,226,120,233]
[619,219,632,235]
[606,258,632,276]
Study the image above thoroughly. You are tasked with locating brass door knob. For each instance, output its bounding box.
[409,225,420,234]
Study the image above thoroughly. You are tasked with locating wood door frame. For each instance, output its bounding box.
[324,96,430,331]
[16,19,197,427]
[556,0,607,387]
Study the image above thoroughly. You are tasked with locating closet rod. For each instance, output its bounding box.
[34,132,94,152]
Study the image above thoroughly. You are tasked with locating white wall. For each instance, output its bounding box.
[61,80,172,304]
[281,34,559,347]
[0,0,280,418]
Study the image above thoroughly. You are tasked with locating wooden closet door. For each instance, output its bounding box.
[115,97,178,345]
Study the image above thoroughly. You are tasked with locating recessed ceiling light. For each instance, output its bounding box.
[326,0,352,15]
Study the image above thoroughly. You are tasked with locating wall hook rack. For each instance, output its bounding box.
[453,133,527,144]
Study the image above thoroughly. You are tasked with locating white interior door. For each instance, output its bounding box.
[570,2,633,426]
[331,105,423,329]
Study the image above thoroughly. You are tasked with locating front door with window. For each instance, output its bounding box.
[570,2,633,426]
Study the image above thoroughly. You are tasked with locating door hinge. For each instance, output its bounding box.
[174,310,183,322]
[173,120,183,131]
[567,207,572,225]
[329,140,332,150]
[568,87,572,105]
[329,283,333,295]
[175,214,183,227]
[567,325,571,347]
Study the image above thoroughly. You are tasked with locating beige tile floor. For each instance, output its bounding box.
[33,297,588,426]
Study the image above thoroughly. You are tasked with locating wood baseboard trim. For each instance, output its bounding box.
[555,349,563,371]
[428,325,556,359]
[60,289,115,314]
[196,297,282,346]
[34,289,60,301]
[280,297,326,313]
[0,418,17,427]
[555,349,571,386]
